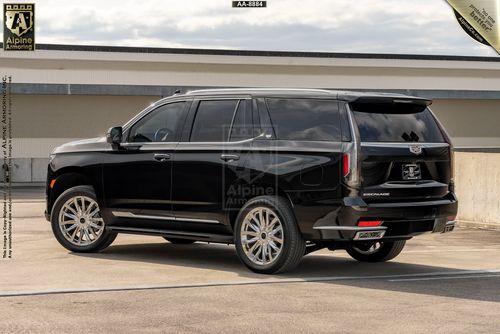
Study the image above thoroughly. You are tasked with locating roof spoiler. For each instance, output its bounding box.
[349,96,432,114]
[350,96,432,106]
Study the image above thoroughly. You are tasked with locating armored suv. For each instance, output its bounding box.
[45,88,458,274]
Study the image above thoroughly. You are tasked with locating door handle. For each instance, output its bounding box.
[153,153,171,162]
[220,154,240,162]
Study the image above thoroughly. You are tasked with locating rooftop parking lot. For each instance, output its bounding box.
[1,188,500,333]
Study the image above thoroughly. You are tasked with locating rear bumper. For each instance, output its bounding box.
[313,193,458,241]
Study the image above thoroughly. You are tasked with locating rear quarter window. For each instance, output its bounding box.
[265,98,341,141]
[351,105,445,143]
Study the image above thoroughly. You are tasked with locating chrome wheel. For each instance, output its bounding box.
[353,241,383,255]
[58,196,105,246]
[240,207,284,266]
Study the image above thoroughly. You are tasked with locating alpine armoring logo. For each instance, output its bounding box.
[453,9,489,46]
[446,0,499,54]
[3,3,35,51]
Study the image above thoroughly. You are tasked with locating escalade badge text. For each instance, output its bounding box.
[409,145,422,155]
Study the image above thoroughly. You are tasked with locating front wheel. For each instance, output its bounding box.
[234,196,305,274]
[51,185,117,253]
[346,240,406,262]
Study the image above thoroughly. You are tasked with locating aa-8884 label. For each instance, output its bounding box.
[232,1,267,8]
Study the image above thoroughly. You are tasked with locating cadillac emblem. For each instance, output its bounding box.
[409,144,423,155]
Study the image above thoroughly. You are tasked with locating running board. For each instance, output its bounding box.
[107,226,234,243]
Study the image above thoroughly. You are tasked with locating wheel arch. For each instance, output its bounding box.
[227,182,294,229]
[48,168,99,216]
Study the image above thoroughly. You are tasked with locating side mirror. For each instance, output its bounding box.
[106,126,123,147]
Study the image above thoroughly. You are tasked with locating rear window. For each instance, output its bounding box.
[266,98,341,141]
[190,100,238,142]
[352,105,445,143]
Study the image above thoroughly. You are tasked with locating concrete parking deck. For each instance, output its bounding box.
[1,192,499,333]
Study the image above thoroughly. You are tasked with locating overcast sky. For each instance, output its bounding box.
[11,0,499,56]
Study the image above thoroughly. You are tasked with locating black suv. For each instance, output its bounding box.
[45,88,457,274]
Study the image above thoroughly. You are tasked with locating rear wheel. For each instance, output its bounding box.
[346,240,406,262]
[163,237,196,244]
[234,196,305,274]
[51,185,117,253]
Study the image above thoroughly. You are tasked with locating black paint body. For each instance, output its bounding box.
[46,89,458,244]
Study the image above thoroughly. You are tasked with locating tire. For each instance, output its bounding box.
[234,196,306,274]
[163,237,196,244]
[50,185,117,253]
[346,240,406,262]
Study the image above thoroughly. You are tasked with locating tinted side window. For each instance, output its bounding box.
[230,100,253,141]
[129,102,186,142]
[190,100,238,142]
[256,98,275,139]
[266,99,341,141]
[352,106,445,143]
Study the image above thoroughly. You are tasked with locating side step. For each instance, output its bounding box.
[107,226,234,244]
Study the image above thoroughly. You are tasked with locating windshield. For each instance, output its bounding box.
[352,106,445,143]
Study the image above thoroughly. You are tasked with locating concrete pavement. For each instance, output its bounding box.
[1,194,500,333]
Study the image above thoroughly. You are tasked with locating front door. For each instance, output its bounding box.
[102,100,189,226]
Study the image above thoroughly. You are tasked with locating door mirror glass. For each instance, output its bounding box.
[106,126,123,146]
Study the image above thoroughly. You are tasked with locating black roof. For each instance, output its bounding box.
[183,88,432,105]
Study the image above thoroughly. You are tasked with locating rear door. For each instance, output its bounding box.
[171,97,253,228]
[349,101,452,201]
[250,97,344,233]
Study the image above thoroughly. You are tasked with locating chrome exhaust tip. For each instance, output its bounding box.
[443,221,455,233]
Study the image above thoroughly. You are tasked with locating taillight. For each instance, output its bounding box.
[342,153,350,177]
[343,105,360,188]
[449,146,455,181]
[358,220,383,227]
